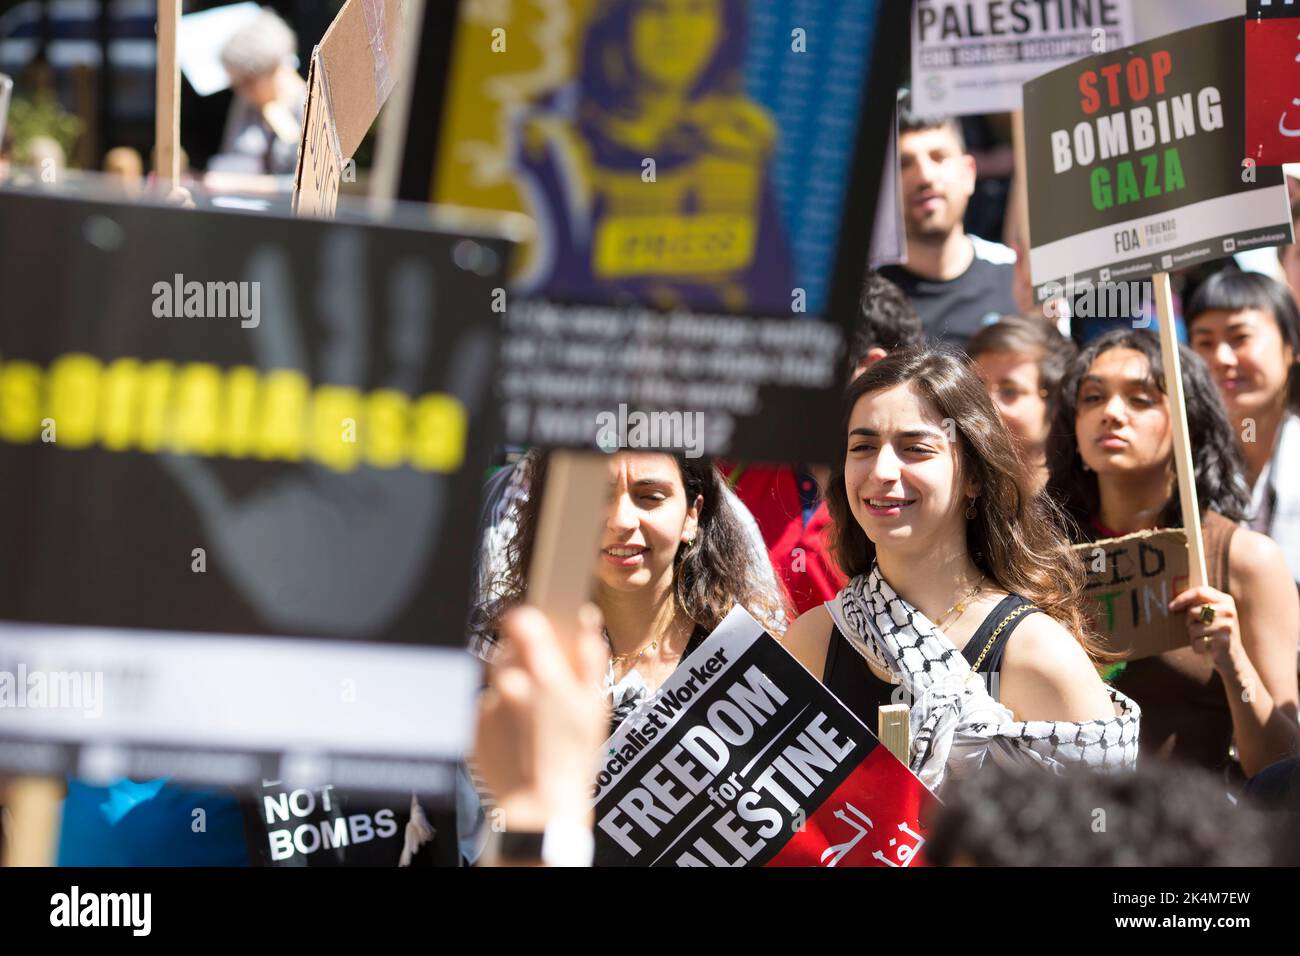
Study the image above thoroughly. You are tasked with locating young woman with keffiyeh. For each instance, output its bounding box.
[783,348,1140,793]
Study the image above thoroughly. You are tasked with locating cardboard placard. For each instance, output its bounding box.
[1075,529,1190,660]
[0,186,514,796]
[911,0,1134,117]
[295,51,345,217]
[386,0,910,464]
[1245,0,1300,166]
[594,607,937,867]
[292,0,408,216]
[1025,16,1293,296]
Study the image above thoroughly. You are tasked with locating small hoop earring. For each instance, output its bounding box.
[965,500,978,521]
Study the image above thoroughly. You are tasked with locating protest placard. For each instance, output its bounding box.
[383,0,910,465]
[594,606,937,867]
[292,0,407,217]
[1245,0,1300,166]
[1024,16,1293,296]
[869,108,906,270]
[910,0,1134,117]
[1075,529,1190,660]
[0,185,517,798]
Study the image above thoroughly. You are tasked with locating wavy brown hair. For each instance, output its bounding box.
[825,347,1112,663]
[479,450,789,645]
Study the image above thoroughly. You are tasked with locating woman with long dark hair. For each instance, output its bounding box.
[1185,269,1300,586]
[1046,328,1299,779]
[783,349,1138,792]
[480,450,789,728]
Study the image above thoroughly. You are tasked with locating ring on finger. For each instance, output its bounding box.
[1198,605,1217,625]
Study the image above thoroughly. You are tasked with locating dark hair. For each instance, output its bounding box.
[480,450,788,642]
[848,271,924,367]
[925,760,1272,866]
[898,95,966,153]
[1185,268,1300,413]
[1046,328,1249,536]
[965,316,1078,420]
[825,347,1107,660]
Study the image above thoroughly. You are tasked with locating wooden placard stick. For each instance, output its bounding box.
[877,703,910,766]
[0,777,63,867]
[1153,271,1209,590]
[155,0,182,185]
[1009,109,1030,252]
[525,451,610,647]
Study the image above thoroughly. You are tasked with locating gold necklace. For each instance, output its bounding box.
[607,616,691,669]
[609,633,658,667]
[933,576,986,631]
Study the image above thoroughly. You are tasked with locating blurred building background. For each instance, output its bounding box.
[0,0,340,174]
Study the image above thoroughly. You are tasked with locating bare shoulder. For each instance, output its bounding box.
[1000,612,1115,723]
[1228,527,1293,589]
[778,605,834,680]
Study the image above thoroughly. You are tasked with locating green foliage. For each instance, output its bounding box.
[6,91,82,165]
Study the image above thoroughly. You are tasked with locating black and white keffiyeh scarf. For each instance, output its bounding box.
[827,565,1140,792]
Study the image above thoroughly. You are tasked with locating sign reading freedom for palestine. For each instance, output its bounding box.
[1024,16,1293,296]
[594,607,937,867]
[0,185,514,797]
[911,0,1134,116]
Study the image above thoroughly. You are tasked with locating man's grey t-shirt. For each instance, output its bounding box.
[880,256,1018,349]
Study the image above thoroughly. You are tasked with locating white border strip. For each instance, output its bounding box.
[0,621,477,757]
[1030,186,1291,286]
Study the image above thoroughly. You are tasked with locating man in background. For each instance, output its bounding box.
[880,101,1019,348]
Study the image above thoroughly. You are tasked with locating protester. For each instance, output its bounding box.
[1185,270,1300,588]
[470,452,786,664]
[782,348,1139,794]
[1046,329,1300,780]
[724,272,924,616]
[925,759,1273,866]
[215,8,306,177]
[103,146,144,199]
[478,451,789,729]
[967,317,1077,494]
[879,103,1019,347]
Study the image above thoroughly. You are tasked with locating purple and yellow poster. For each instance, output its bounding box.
[398,0,908,462]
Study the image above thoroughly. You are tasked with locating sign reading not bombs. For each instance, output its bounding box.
[387,0,910,464]
[594,607,936,867]
[0,186,515,796]
[1024,16,1293,296]
[1075,529,1190,660]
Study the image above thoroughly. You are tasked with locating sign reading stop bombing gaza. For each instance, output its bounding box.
[1024,16,1293,297]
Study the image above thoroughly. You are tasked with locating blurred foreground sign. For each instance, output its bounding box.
[0,187,514,797]
[387,0,910,463]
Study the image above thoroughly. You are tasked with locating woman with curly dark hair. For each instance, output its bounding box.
[479,450,789,730]
[783,348,1139,793]
[1046,329,1299,779]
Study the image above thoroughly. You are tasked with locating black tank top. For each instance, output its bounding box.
[823,594,1039,721]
